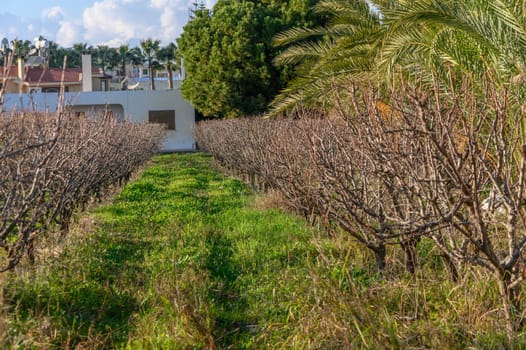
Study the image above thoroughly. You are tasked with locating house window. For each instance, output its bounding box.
[42,87,69,93]
[149,110,175,130]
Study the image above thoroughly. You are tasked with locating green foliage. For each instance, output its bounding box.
[379,0,526,83]
[140,38,162,90]
[270,0,383,114]
[115,44,142,86]
[158,43,180,89]
[10,39,33,59]
[270,0,526,113]
[95,45,118,73]
[1,153,522,348]
[0,154,318,348]
[178,0,321,118]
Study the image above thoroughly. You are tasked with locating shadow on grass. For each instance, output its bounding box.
[5,186,157,348]
[203,229,254,346]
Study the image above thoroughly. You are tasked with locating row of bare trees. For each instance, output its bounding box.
[195,77,526,341]
[0,109,165,272]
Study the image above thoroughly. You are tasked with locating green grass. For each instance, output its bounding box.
[0,154,324,349]
[0,153,523,349]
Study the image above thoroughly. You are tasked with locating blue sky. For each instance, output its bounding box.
[0,0,217,48]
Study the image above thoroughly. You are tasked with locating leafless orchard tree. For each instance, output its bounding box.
[0,109,165,271]
[345,76,526,340]
[195,117,326,220]
[195,74,526,340]
[301,114,422,272]
[196,116,422,272]
[194,118,271,190]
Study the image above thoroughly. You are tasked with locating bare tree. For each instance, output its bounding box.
[350,76,526,341]
[0,109,165,271]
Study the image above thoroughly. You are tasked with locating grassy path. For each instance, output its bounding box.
[2,153,322,349]
[1,153,519,349]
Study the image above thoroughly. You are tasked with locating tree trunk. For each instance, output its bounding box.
[496,270,516,346]
[433,234,460,282]
[168,67,173,90]
[149,65,155,90]
[121,63,127,90]
[373,244,386,272]
[402,237,419,274]
[441,253,460,283]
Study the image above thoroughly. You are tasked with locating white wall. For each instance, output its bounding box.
[2,90,196,152]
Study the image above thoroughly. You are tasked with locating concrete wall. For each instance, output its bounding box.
[2,89,196,152]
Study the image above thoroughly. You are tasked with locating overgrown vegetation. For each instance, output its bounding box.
[4,0,526,348]
[0,109,164,271]
[185,1,526,345]
[178,0,321,118]
[195,73,526,345]
[1,153,522,348]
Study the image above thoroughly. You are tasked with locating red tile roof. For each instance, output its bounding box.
[0,66,20,78]
[25,67,81,84]
[0,65,110,85]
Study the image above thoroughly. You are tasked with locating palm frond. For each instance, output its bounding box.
[273,27,328,47]
[274,39,335,66]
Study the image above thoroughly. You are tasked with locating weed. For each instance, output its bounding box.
[0,153,522,349]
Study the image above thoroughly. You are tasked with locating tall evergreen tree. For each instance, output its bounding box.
[178,0,320,118]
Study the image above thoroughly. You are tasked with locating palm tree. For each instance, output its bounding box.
[116,45,130,78]
[379,0,526,83]
[11,39,33,60]
[271,0,526,114]
[140,38,161,90]
[95,45,117,74]
[158,42,180,89]
[71,42,93,68]
[46,40,62,68]
[115,45,142,89]
[270,0,385,114]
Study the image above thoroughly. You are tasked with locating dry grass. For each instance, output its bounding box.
[252,189,290,212]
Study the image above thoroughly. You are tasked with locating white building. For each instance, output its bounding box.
[2,55,196,152]
[2,89,196,152]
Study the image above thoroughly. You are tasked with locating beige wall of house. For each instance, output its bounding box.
[2,80,20,94]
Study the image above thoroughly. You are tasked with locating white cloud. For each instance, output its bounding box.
[150,0,168,7]
[42,6,65,21]
[56,20,82,47]
[0,0,218,48]
[82,0,158,46]
[204,0,216,8]
[150,0,192,11]
[80,0,216,46]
